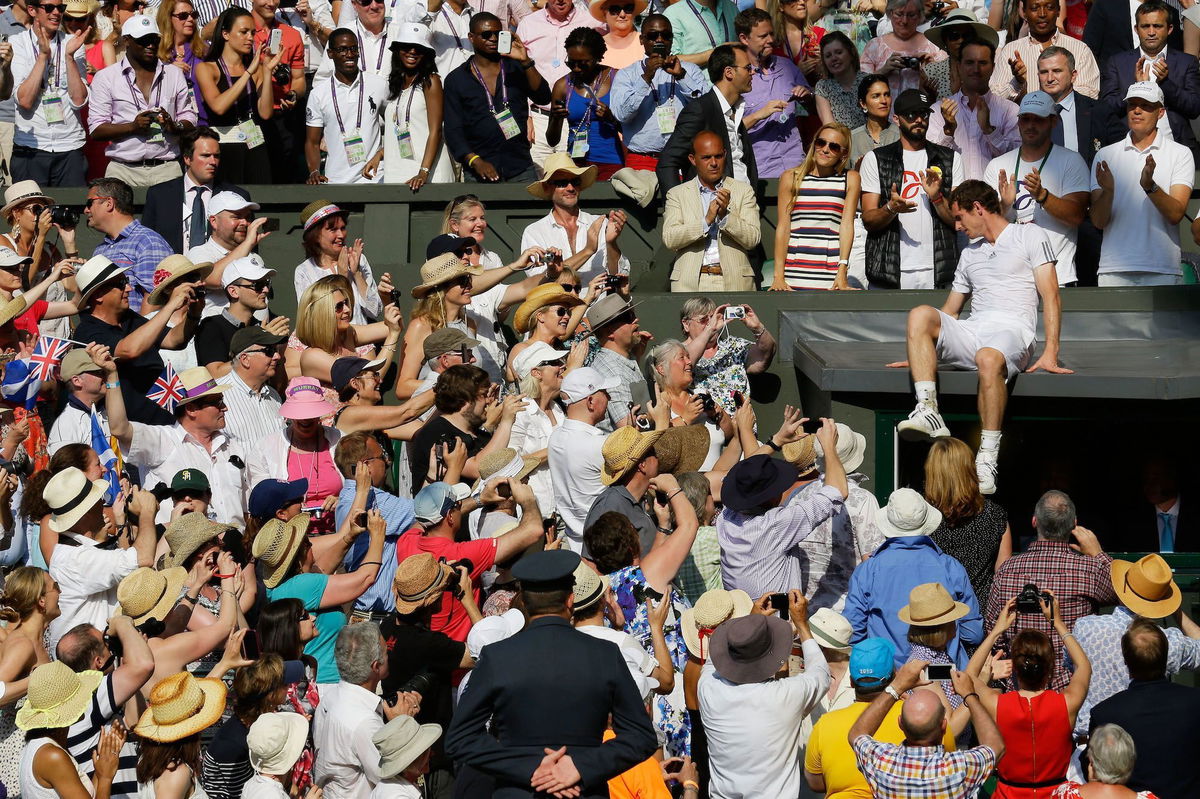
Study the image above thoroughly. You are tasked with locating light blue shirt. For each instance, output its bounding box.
[337,483,416,614]
[611,57,710,155]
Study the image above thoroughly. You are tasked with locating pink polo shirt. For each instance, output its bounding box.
[87,58,198,162]
[515,3,605,109]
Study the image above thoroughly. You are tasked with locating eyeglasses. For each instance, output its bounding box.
[551,177,582,188]
[334,299,350,312]
[644,30,672,40]
[329,45,360,54]
[240,347,275,357]
[171,10,198,19]
[559,283,581,293]
[476,29,500,39]
[232,279,271,292]
[814,136,845,154]
[607,3,635,12]
[730,64,754,73]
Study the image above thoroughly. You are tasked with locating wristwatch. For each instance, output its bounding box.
[884,685,902,701]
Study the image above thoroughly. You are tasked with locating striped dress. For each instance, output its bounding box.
[782,172,848,290]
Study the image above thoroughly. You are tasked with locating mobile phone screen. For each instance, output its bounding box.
[926,663,953,681]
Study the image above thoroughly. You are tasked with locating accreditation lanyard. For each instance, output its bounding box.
[570,68,608,135]
[440,5,468,50]
[471,60,508,114]
[357,21,388,72]
[393,80,419,131]
[644,60,676,106]
[34,36,64,92]
[1013,143,1052,183]
[123,64,164,111]
[330,73,365,135]
[218,58,255,119]
[686,0,719,47]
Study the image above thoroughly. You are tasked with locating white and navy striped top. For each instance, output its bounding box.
[66,675,140,799]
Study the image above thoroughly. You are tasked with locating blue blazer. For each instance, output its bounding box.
[1099,48,1200,152]
[1084,0,1183,67]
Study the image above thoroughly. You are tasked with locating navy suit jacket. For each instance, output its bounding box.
[1071,92,1102,165]
[141,177,250,254]
[1084,0,1183,67]
[656,89,759,197]
[1099,48,1200,151]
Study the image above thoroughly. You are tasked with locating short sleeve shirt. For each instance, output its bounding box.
[267,572,345,683]
[851,736,996,799]
[950,222,1054,334]
[305,72,389,184]
[393,530,497,643]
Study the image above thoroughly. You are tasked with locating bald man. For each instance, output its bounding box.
[848,661,1005,799]
[662,130,761,292]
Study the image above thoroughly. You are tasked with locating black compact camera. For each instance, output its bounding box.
[441,558,476,596]
[632,584,664,604]
[50,205,79,229]
[900,55,921,69]
[930,0,949,13]
[1015,583,1053,614]
[697,392,717,418]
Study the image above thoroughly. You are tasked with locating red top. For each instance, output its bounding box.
[995,690,1073,799]
[14,299,47,338]
[394,528,497,643]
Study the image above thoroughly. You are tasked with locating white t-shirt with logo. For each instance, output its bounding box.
[860,146,965,288]
[952,222,1055,334]
[983,144,1091,285]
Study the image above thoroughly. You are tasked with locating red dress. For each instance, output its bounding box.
[995,690,1073,799]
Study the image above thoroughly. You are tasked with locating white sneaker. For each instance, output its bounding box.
[896,403,950,442]
[977,458,998,495]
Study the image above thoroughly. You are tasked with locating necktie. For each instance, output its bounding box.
[1160,512,1175,553]
[1051,103,1065,147]
[188,186,207,249]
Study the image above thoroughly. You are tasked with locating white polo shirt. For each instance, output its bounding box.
[305,71,388,184]
[430,3,473,79]
[11,28,89,152]
[983,144,1091,285]
[546,417,606,548]
[1091,131,1194,276]
[952,221,1055,334]
[48,401,108,457]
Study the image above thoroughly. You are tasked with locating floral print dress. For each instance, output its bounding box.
[692,336,753,417]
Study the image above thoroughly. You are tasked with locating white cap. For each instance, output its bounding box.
[0,246,32,269]
[559,366,619,405]
[221,254,276,288]
[1018,90,1056,117]
[121,13,158,38]
[511,341,565,381]
[1125,80,1165,105]
[208,191,260,218]
[465,608,524,659]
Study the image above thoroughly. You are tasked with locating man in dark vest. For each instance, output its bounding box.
[859,89,964,290]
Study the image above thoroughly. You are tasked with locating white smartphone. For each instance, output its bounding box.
[924,664,953,682]
[268,28,283,53]
[497,30,512,55]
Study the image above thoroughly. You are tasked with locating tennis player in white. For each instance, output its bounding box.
[888,179,1073,494]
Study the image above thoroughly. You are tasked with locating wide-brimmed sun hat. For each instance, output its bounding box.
[16,661,104,730]
[0,296,26,327]
[473,447,539,493]
[681,588,753,660]
[175,366,229,408]
[1,180,52,218]
[75,255,129,305]
[411,252,484,299]
[513,283,585,334]
[876,488,943,538]
[924,8,999,50]
[248,713,310,776]
[721,454,799,513]
[162,511,233,569]
[374,715,443,781]
[118,567,189,625]
[527,153,598,200]
[44,466,108,533]
[1112,553,1182,617]
[708,613,793,685]
[813,421,867,474]
[252,513,313,588]
[146,254,213,307]
[654,424,711,475]
[897,582,970,627]
[588,0,647,20]
[393,552,454,614]
[600,426,664,485]
[134,671,227,742]
[280,376,337,420]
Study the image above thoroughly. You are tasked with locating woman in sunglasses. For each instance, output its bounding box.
[382,22,452,188]
[923,14,991,99]
[591,0,645,69]
[157,0,209,125]
[286,274,401,389]
[0,182,80,340]
[771,121,860,290]
[546,27,624,180]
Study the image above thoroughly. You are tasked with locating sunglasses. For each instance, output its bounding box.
[559,283,581,293]
[899,112,930,121]
[476,29,500,39]
[171,10,199,18]
[232,279,271,293]
[34,3,67,11]
[240,347,275,357]
[83,196,110,208]
[451,274,473,289]
[607,2,635,12]
[0,263,24,276]
[453,345,474,361]
[543,305,570,319]
[335,299,350,312]
[456,247,480,259]
[451,193,480,207]
[610,310,637,327]
[353,0,384,5]
[551,177,582,188]
[814,136,844,154]
[100,276,129,292]
[942,27,968,39]
[192,397,226,409]
[644,30,672,40]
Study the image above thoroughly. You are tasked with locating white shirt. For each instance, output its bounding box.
[241,775,290,799]
[929,90,1021,180]
[983,144,1091,285]
[305,72,389,184]
[576,624,659,701]
[1091,131,1194,275]
[462,274,508,385]
[47,533,139,653]
[519,210,630,285]
[714,88,748,184]
[547,417,606,547]
[430,3,473,78]
[698,637,831,799]
[313,681,385,799]
[369,779,422,799]
[294,255,382,323]
[125,421,251,530]
[216,370,285,446]
[509,399,563,517]
[181,174,213,252]
[48,401,107,457]
[10,28,89,152]
[279,0,335,75]
[952,221,1055,334]
[319,18,392,80]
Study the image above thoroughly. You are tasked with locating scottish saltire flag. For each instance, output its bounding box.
[147,362,184,412]
[91,407,120,504]
[0,358,38,410]
[29,336,72,382]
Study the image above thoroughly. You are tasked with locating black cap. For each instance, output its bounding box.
[512,550,581,590]
[330,356,386,392]
[893,89,933,117]
[425,234,478,260]
[229,325,288,359]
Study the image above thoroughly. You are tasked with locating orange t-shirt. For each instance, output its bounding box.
[603,730,672,799]
[253,20,305,108]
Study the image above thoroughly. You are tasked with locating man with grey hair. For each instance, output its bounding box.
[1087,724,1138,786]
[312,623,421,799]
[985,489,1117,690]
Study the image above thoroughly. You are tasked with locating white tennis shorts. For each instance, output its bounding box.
[936,311,1036,379]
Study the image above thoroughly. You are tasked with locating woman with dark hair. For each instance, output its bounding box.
[964,592,1090,799]
[195,6,281,183]
[259,599,320,795]
[849,74,898,165]
[381,24,451,188]
[201,655,287,799]
[547,27,623,179]
[134,671,228,798]
[293,203,389,327]
[814,32,867,129]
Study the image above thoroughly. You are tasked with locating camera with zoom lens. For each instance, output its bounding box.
[383,669,437,706]
[697,392,717,418]
[50,205,79,229]
[1015,583,1053,614]
[441,558,475,596]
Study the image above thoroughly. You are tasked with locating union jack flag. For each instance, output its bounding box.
[147,362,184,412]
[29,336,72,382]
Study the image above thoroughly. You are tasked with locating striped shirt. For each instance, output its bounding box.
[851,736,996,799]
[200,715,255,799]
[67,674,140,799]
[217,369,285,447]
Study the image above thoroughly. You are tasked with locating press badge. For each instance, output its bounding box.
[495,108,520,140]
[656,103,676,134]
[344,133,367,165]
[236,119,265,148]
[42,94,64,124]
[570,128,589,158]
[395,128,414,159]
[146,121,165,144]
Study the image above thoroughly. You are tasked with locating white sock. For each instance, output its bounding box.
[979,430,1002,455]
[915,381,937,407]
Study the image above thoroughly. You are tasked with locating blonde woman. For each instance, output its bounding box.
[771,122,859,290]
[284,274,401,385]
[157,0,208,123]
[769,0,826,82]
[504,282,588,384]
[648,339,732,470]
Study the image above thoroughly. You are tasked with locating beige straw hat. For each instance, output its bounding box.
[252,513,312,589]
[134,671,227,742]
[393,552,454,614]
[527,153,598,200]
[0,296,26,327]
[118,567,188,625]
[473,448,539,493]
[600,427,664,485]
[897,582,970,627]
[15,661,104,730]
[44,466,108,533]
[512,283,584,334]
[680,589,753,660]
[174,366,230,407]
[162,511,233,569]
[572,561,610,613]
[654,424,711,475]
[410,253,483,299]
[782,436,818,475]
[145,255,214,307]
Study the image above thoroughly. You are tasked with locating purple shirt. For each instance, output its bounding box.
[744,55,808,178]
[88,57,198,163]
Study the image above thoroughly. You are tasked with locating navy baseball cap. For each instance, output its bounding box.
[249,478,309,521]
[425,234,478,260]
[330,356,386,392]
[850,638,897,685]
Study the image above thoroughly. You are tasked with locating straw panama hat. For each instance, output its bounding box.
[374,715,443,781]
[0,295,26,327]
[248,713,310,776]
[512,283,584,334]
[527,153,598,200]
[681,588,753,660]
[1112,553,1181,617]
[393,552,454,614]
[654,424,711,475]
[572,561,610,613]
[411,253,483,299]
[175,366,230,407]
[134,671,227,742]
[74,255,130,305]
[600,426,664,485]
[782,436,818,475]
[146,255,213,307]
[473,448,539,493]
[1,180,52,218]
[876,488,943,538]
[162,511,233,569]
[16,661,104,730]
[809,607,854,652]
[897,582,970,627]
[252,513,313,588]
[44,466,108,533]
[119,567,189,625]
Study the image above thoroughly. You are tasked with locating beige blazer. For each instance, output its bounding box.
[662,177,762,292]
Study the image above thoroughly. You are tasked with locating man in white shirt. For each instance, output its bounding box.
[430,0,473,77]
[1090,80,1194,285]
[48,343,122,457]
[328,0,390,80]
[983,91,1091,286]
[892,179,1072,495]
[45,468,157,652]
[519,153,629,285]
[305,28,388,184]
[699,592,830,799]
[547,366,617,550]
[991,0,1100,101]
[186,191,273,316]
[929,40,1020,180]
[10,0,89,185]
[313,622,417,799]
[215,326,286,444]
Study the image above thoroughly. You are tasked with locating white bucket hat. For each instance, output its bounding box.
[248,712,310,776]
[875,488,943,538]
